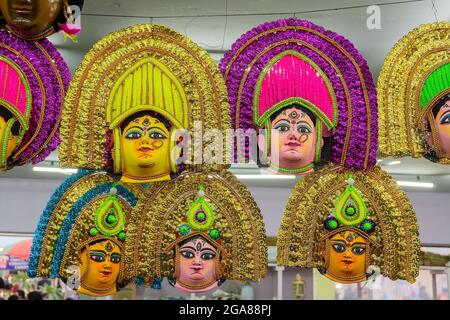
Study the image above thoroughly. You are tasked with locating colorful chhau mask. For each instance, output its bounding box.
[127,170,267,293]
[59,24,231,183]
[220,18,377,173]
[168,185,226,292]
[277,164,420,284]
[0,30,70,171]
[28,170,150,297]
[0,0,84,41]
[378,22,450,164]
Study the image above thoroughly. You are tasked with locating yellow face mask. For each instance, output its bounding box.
[78,240,122,297]
[119,114,172,183]
[325,230,368,283]
[0,114,19,170]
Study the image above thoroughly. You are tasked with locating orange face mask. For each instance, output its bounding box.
[324,230,368,283]
[78,240,122,297]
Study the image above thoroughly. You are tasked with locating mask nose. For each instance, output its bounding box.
[141,135,150,144]
[343,250,352,259]
[192,255,203,266]
[287,128,300,141]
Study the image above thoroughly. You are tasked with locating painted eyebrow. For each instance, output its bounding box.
[147,127,168,133]
[125,126,144,132]
[296,121,313,127]
[180,246,197,251]
[351,242,367,246]
[89,250,106,255]
[331,240,346,244]
[272,119,291,127]
[200,248,215,252]
[148,127,170,136]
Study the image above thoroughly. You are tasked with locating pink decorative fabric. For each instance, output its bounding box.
[257,54,335,123]
[0,59,28,117]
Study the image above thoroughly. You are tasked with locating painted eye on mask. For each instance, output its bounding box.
[89,252,106,263]
[297,125,312,134]
[201,252,216,260]
[351,246,366,255]
[274,123,290,133]
[148,131,167,139]
[110,253,121,264]
[125,130,143,140]
[440,113,450,125]
[180,250,195,259]
[332,243,346,253]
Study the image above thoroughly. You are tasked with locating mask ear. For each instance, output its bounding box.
[174,245,181,278]
[427,132,434,148]
[257,130,270,166]
[214,251,224,279]
[113,128,122,173]
[257,131,266,152]
[78,246,90,280]
[171,128,188,172]
[424,117,437,150]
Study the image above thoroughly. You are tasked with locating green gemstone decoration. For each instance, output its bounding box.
[89,227,99,236]
[179,224,190,236]
[346,206,355,215]
[118,231,126,241]
[209,228,220,240]
[328,219,338,229]
[196,211,206,222]
[107,213,117,224]
[360,219,375,233]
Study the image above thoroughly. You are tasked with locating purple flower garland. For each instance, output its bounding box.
[219,18,378,169]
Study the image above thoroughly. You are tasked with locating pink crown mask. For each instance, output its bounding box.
[254,52,337,128]
[253,51,338,173]
[220,18,379,171]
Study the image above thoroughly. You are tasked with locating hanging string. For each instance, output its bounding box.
[221,0,228,51]
[430,0,439,22]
